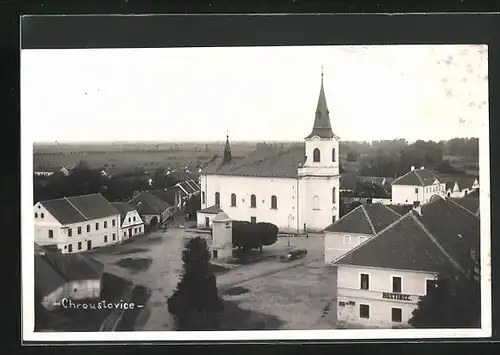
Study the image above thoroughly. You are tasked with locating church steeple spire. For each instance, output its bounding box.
[223,134,232,163]
[306,67,334,139]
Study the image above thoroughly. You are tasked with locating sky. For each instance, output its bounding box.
[21,45,488,143]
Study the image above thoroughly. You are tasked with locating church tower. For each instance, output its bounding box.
[298,68,341,232]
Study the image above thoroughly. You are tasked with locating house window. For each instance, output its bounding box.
[35,213,38,218]
[313,195,320,210]
[139,227,142,232]
[215,192,220,205]
[359,236,366,244]
[95,222,99,231]
[360,273,369,290]
[231,193,237,207]
[332,216,336,223]
[112,219,116,227]
[87,224,90,232]
[332,148,336,162]
[48,230,53,239]
[426,279,437,295]
[414,188,418,194]
[104,221,108,228]
[250,194,256,208]
[344,235,351,244]
[104,235,108,243]
[78,242,82,250]
[271,195,277,209]
[112,233,116,241]
[68,244,73,253]
[68,228,72,237]
[41,213,44,219]
[392,276,402,293]
[133,216,136,222]
[332,187,336,203]
[359,304,370,319]
[250,217,257,223]
[135,228,138,233]
[313,148,321,162]
[202,191,205,204]
[77,226,82,235]
[128,217,131,223]
[391,308,402,323]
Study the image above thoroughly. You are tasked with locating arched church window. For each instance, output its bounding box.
[231,193,237,207]
[271,195,278,209]
[250,194,257,208]
[313,148,321,162]
[332,187,336,203]
[215,192,220,205]
[332,148,336,162]
[313,195,320,210]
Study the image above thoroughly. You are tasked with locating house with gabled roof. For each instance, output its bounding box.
[199,70,341,233]
[391,166,446,205]
[440,174,479,198]
[128,191,175,227]
[35,245,104,311]
[112,202,145,241]
[323,203,403,264]
[34,193,121,253]
[331,196,479,328]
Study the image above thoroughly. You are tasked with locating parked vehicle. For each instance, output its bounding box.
[280,248,308,261]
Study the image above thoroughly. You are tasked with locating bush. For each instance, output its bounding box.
[232,221,278,253]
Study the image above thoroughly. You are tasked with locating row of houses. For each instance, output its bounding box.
[340,166,479,206]
[33,179,201,254]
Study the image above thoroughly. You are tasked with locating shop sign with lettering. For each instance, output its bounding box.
[382,292,412,301]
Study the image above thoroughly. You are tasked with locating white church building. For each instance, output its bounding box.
[199,71,340,233]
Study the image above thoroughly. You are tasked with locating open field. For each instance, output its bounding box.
[33,141,303,172]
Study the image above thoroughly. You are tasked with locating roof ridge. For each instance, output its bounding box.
[323,203,365,230]
[446,197,480,218]
[333,212,411,265]
[392,169,412,185]
[63,197,88,221]
[381,204,402,216]
[409,212,466,274]
[413,170,425,186]
[360,205,376,234]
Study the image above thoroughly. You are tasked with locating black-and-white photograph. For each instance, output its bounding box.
[22,42,490,341]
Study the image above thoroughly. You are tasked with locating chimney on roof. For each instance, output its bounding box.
[411,166,415,171]
[413,201,422,215]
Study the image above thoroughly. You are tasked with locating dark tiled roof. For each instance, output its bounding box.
[465,189,479,198]
[324,203,400,234]
[35,252,104,297]
[392,168,439,186]
[450,197,480,216]
[129,191,172,215]
[385,204,413,216]
[198,204,223,214]
[40,193,119,225]
[112,202,136,223]
[202,146,305,178]
[445,181,456,190]
[181,181,196,194]
[335,197,479,275]
[439,174,478,191]
[149,189,177,205]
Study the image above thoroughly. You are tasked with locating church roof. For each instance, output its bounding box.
[202,145,305,178]
[305,71,335,139]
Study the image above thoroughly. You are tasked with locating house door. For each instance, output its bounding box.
[205,217,210,227]
[213,250,218,259]
[129,228,133,237]
[87,240,92,251]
